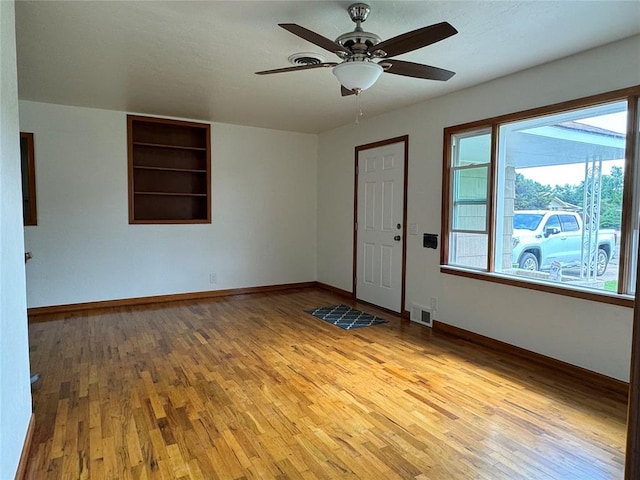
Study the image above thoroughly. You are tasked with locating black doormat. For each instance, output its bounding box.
[305,304,388,330]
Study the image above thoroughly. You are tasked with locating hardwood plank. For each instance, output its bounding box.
[14,414,35,480]
[25,288,627,479]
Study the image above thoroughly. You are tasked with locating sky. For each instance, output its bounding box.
[520,160,625,187]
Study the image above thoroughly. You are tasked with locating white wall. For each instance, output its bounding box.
[0,0,33,477]
[317,35,640,381]
[21,102,318,307]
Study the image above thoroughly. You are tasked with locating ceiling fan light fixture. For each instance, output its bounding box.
[332,61,383,92]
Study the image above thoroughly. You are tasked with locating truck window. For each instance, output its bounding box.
[559,215,580,232]
[544,215,561,231]
[513,213,543,231]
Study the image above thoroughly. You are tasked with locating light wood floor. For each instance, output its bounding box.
[25,288,627,479]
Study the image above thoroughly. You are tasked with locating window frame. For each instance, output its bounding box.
[20,132,37,226]
[450,129,492,236]
[441,86,640,308]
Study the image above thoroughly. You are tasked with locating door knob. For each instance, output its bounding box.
[394,235,401,241]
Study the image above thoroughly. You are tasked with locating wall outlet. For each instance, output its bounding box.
[209,273,217,285]
[430,296,438,312]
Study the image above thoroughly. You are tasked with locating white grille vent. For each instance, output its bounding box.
[288,52,326,66]
[410,303,433,328]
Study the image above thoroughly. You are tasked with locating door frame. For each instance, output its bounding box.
[352,135,409,314]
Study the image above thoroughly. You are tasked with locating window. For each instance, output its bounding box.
[448,129,491,269]
[20,132,37,226]
[559,215,580,232]
[442,88,640,305]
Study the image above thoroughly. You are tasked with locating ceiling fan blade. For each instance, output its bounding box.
[341,85,355,96]
[372,22,457,58]
[279,24,351,55]
[383,59,455,81]
[255,62,337,75]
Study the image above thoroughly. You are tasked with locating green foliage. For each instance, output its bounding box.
[515,166,624,230]
[599,166,623,229]
[552,182,583,208]
[514,173,552,210]
[604,280,618,292]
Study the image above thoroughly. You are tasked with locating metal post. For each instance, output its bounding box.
[581,155,603,280]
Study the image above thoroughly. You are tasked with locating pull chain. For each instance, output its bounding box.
[353,88,363,125]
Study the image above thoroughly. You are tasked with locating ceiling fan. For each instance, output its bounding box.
[256,2,458,96]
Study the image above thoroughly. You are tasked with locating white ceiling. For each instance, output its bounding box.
[14,1,640,134]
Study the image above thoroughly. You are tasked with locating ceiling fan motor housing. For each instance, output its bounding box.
[347,3,371,23]
[337,3,380,55]
[336,30,381,54]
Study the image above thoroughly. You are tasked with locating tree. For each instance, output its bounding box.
[598,166,623,229]
[515,173,552,209]
[552,183,583,208]
[516,166,624,230]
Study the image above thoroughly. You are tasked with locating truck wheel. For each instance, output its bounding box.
[519,252,539,271]
[596,248,609,276]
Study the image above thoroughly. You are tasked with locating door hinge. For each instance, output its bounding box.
[355,222,358,231]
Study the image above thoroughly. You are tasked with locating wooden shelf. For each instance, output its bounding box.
[134,191,208,197]
[127,115,211,224]
[133,165,207,174]
[132,141,207,152]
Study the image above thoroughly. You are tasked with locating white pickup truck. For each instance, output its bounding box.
[511,210,616,276]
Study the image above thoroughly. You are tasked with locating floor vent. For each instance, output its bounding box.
[410,304,433,328]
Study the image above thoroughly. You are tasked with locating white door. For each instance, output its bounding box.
[356,141,405,312]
